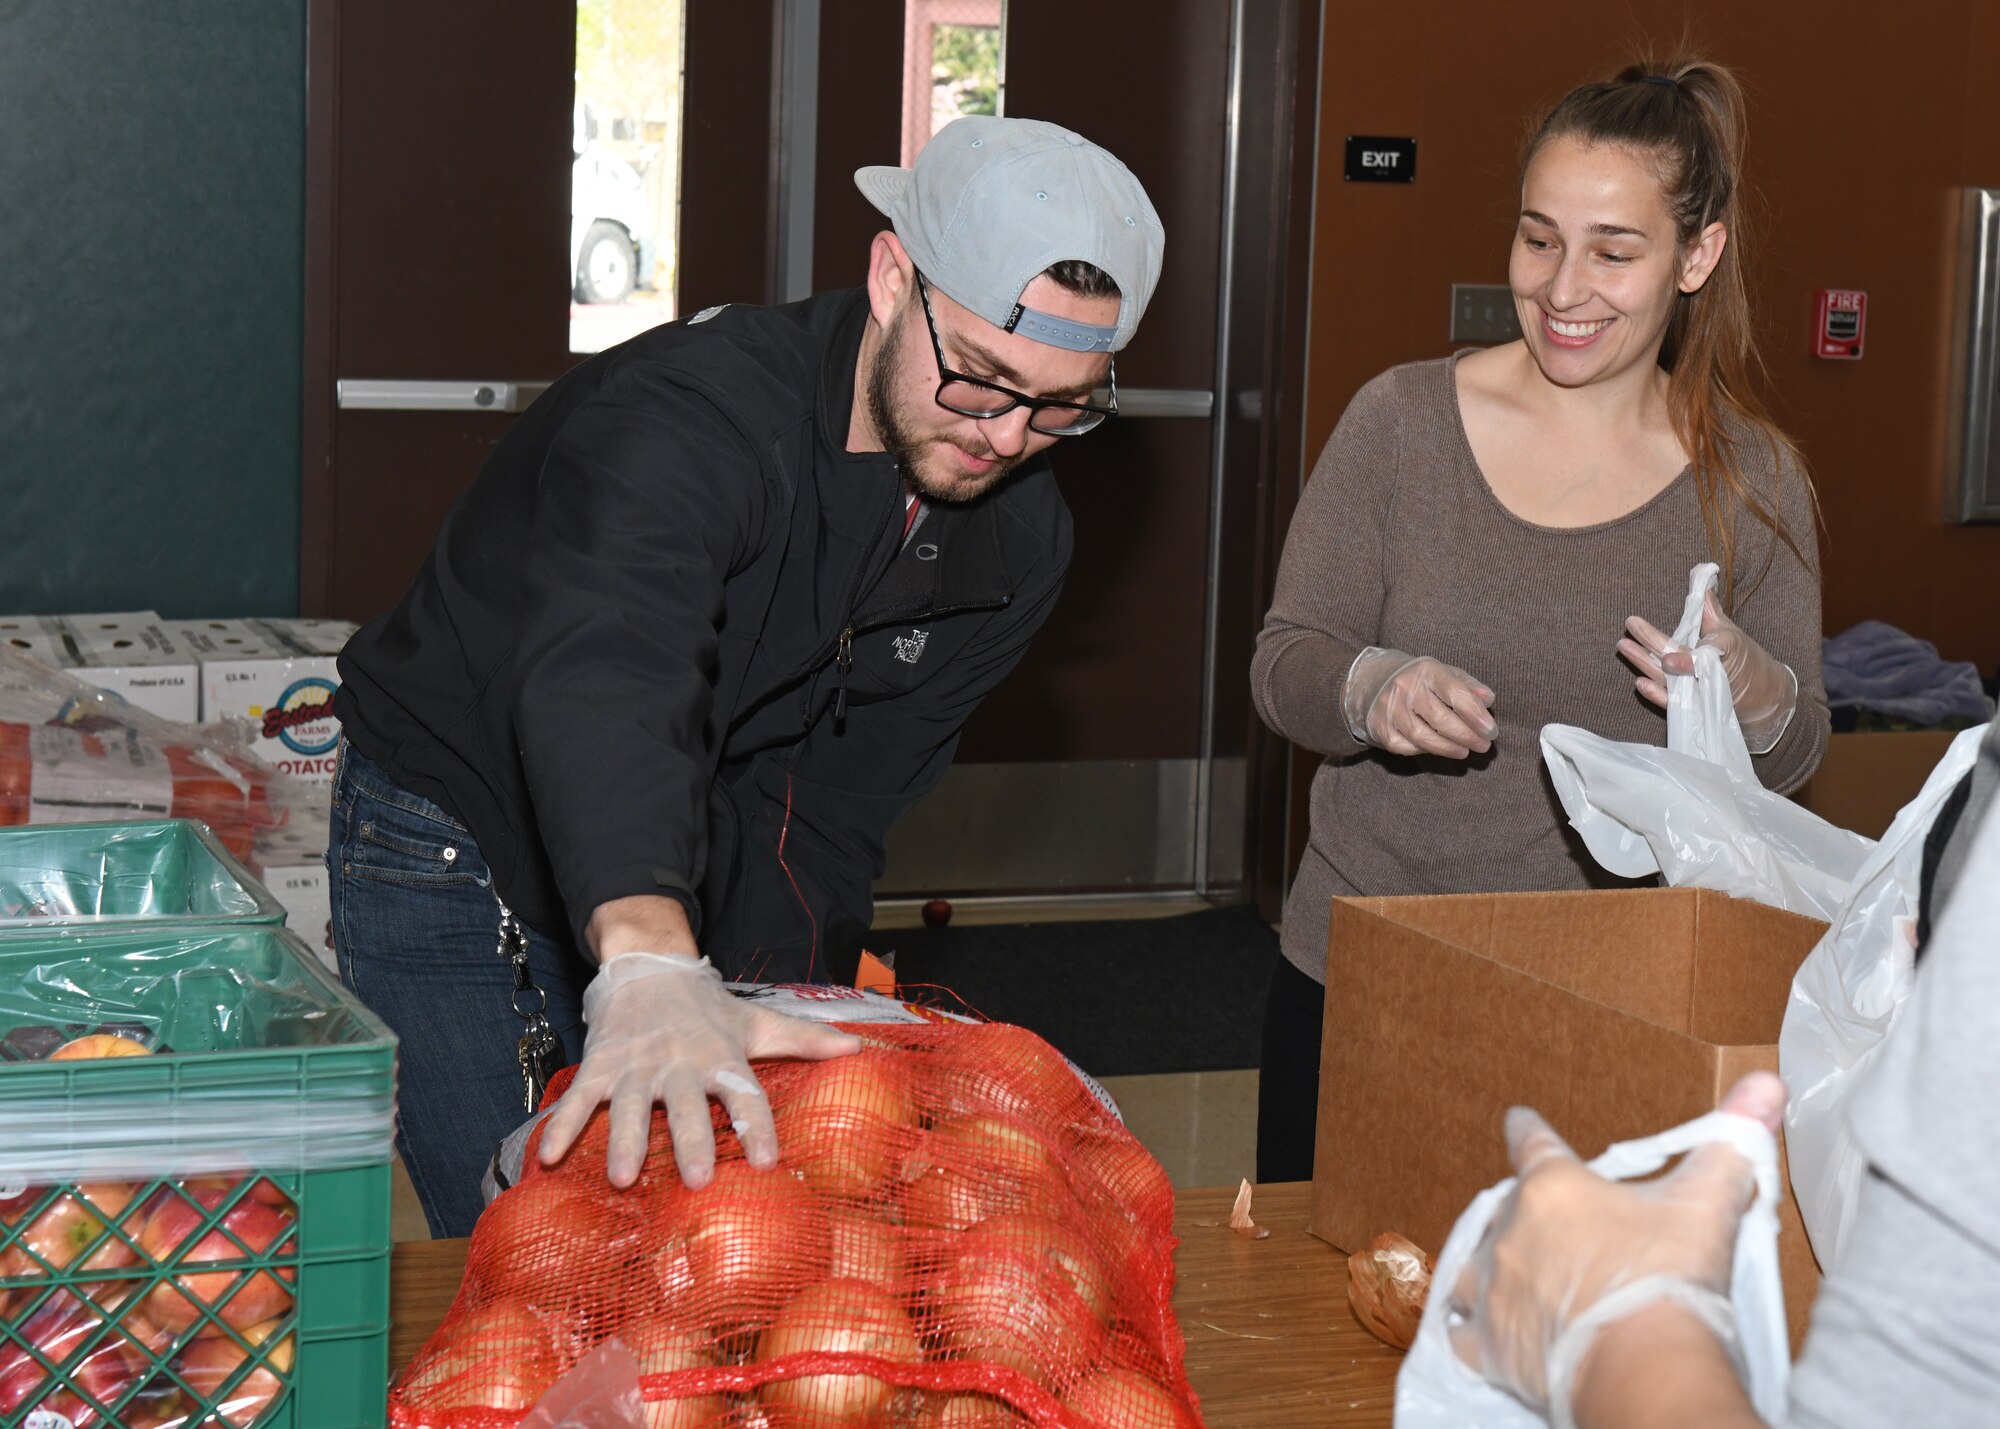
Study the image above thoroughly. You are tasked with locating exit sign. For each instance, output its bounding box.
[1344,135,1417,184]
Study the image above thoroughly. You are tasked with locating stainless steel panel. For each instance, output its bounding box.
[772,0,821,304]
[1196,0,1245,899]
[1947,188,2000,523]
[876,759,1198,893]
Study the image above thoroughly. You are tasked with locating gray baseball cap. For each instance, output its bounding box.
[855,116,1164,354]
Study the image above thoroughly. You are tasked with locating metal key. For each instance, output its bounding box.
[518,1029,562,1110]
[498,897,567,1108]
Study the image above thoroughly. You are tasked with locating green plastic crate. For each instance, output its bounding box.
[0,820,287,931]
[0,925,396,1428]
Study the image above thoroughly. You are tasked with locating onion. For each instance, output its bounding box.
[756,1277,920,1424]
[623,1317,728,1429]
[937,1024,1090,1120]
[398,1299,561,1411]
[1069,1128,1174,1225]
[953,1212,1113,1326]
[1345,1231,1432,1350]
[470,1175,645,1309]
[900,1115,1061,1233]
[927,1232,1106,1392]
[827,1206,907,1292]
[774,1052,923,1200]
[912,1393,1029,1426]
[679,1162,830,1331]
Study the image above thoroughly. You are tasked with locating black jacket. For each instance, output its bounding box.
[335,289,1072,980]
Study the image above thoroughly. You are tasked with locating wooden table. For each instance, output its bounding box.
[388,1182,1403,1426]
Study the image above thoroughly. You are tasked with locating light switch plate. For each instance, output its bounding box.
[1451,284,1522,344]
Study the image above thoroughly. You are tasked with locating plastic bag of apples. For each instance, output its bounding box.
[392,1019,1204,1428]
[0,1171,301,1427]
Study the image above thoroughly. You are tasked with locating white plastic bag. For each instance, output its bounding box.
[1778,721,1987,1270]
[1541,563,1873,919]
[1395,1110,1790,1428]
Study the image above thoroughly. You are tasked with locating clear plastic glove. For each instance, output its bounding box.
[1449,1072,1787,1419]
[1344,646,1498,759]
[1620,591,1799,753]
[536,952,860,1190]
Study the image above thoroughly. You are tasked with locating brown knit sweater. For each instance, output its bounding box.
[1253,355,1829,983]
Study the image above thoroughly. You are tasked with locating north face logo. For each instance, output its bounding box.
[892,629,929,665]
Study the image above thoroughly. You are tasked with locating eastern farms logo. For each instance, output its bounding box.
[261,678,341,756]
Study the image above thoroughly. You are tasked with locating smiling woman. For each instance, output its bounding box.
[1247,55,1831,1184]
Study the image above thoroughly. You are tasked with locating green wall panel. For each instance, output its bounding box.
[0,0,304,618]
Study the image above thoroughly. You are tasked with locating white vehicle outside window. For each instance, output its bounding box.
[571,145,654,305]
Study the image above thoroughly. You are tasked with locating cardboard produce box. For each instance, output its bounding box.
[180,617,358,782]
[1792,729,1964,839]
[1311,887,1827,1350]
[5,612,199,722]
[61,619,200,723]
[0,614,66,657]
[253,806,334,972]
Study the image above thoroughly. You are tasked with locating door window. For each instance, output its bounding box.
[571,0,686,353]
[902,0,1006,166]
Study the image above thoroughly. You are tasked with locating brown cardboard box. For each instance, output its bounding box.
[1792,729,1961,839]
[1310,887,1827,1350]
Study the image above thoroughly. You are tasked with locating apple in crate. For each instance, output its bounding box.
[48,1033,153,1060]
[145,1317,295,1428]
[0,1183,142,1285]
[138,1189,298,1332]
[0,1289,146,1424]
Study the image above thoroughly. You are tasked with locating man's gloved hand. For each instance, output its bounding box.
[1449,1071,1787,1420]
[536,952,860,1190]
[1344,646,1498,759]
[1620,591,1800,753]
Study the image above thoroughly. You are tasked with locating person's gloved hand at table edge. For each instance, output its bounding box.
[1450,1070,1787,1429]
[1620,589,1800,754]
[535,893,861,1189]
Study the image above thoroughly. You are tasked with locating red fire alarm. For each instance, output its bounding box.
[1814,288,1866,359]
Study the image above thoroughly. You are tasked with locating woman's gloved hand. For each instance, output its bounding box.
[1449,1072,1787,1421]
[536,952,860,1189]
[1620,591,1799,753]
[1344,646,1498,759]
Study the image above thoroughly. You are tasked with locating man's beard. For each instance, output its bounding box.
[866,319,1025,505]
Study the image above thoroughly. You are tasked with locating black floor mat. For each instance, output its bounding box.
[868,905,1278,1078]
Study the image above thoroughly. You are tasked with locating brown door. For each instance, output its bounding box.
[300,3,580,622]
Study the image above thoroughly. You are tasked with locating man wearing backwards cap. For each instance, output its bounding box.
[328,116,1165,1236]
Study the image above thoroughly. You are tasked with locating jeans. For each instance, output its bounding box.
[327,738,589,1238]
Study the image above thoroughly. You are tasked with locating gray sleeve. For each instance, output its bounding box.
[1783,778,2000,1426]
[1731,445,1829,795]
[1785,1167,2000,1428]
[1249,372,1404,760]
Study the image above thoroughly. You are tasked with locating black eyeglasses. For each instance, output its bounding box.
[914,271,1117,437]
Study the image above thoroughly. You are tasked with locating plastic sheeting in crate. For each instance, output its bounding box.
[0,819,286,931]
[0,925,398,1428]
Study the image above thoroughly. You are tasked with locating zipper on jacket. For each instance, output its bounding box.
[821,593,1014,729]
[832,627,855,725]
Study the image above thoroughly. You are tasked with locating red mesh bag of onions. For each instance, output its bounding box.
[390,1020,1203,1428]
